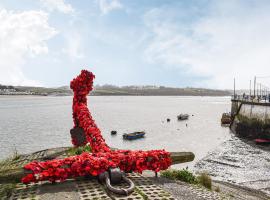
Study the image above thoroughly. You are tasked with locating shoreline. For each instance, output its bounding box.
[0,94,232,97]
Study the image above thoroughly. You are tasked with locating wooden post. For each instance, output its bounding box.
[170,152,195,164]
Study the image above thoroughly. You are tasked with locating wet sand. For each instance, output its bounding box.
[195,135,270,196]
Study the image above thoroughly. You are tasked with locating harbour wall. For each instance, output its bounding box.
[231,100,270,138]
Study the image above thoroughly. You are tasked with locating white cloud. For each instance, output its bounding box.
[40,0,74,14]
[98,0,123,15]
[144,1,270,89]
[0,9,57,86]
[62,32,84,61]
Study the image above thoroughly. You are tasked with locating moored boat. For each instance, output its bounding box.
[255,138,270,145]
[111,130,117,135]
[123,131,145,140]
[221,113,231,124]
[177,114,189,120]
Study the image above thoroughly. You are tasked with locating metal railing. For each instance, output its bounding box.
[232,94,270,103]
[233,76,270,103]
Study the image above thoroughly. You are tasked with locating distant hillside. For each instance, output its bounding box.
[15,86,72,96]
[92,85,232,96]
[0,84,72,96]
[0,84,232,96]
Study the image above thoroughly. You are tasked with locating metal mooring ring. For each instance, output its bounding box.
[104,172,135,195]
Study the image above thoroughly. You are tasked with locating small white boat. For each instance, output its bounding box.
[177,114,189,120]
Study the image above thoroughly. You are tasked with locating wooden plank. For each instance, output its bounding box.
[170,152,195,164]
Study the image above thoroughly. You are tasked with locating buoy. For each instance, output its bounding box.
[167,118,170,122]
[111,130,117,135]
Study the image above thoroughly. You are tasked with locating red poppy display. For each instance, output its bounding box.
[22,70,171,184]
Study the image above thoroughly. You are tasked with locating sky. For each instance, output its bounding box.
[1,0,270,89]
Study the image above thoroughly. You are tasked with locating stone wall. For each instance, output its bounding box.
[231,100,270,139]
[239,104,270,121]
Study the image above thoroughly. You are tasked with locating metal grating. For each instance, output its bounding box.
[184,184,222,200]
[1,148,182,199]
[75,173,176,200]
[76,178,111,200]
[9,183,39,200]
[127,173,175,200]
[6,175,224,200]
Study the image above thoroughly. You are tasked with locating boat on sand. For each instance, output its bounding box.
[255,138,270,145]
[221,113,231,125]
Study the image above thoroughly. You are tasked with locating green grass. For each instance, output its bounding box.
[0,183,16,199]
[160,168,212,190]
[0,148,20,167]
[214,186,220,192]
[197,172,212,190]
[161,168,197,184]
[0,149,21,177]
[0,150,22,184]
[0,158,10,168]
[67,144,92,156]
[11,148,20,161]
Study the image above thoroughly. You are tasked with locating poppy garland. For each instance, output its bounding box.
[22,70,172,184]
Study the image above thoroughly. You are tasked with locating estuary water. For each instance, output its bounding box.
[0,96,231,160]
[0,96,269,194]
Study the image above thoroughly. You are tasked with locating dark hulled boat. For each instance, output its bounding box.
[177,114,189,120]
[123,131,145,140]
